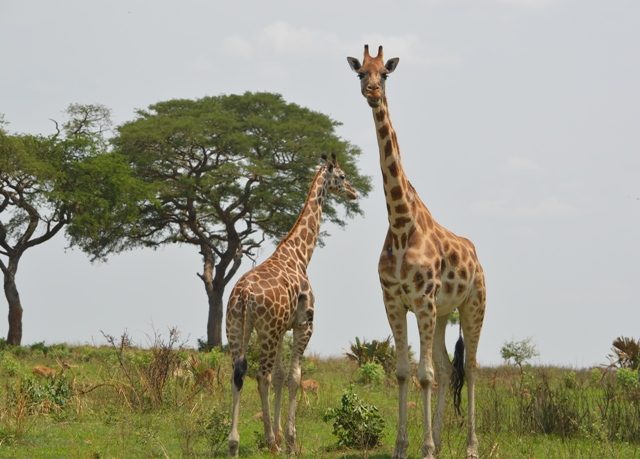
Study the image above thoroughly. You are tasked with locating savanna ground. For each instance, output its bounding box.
[0,330,639,459]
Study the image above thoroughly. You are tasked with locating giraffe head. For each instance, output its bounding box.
[322,153,358,200]
[347,45,399,108]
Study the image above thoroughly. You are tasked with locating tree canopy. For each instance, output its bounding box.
[73,92,371,347]
[0,105,133,344]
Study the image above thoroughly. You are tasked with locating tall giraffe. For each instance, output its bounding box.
[226,154,357,456]
[347,45,486,459]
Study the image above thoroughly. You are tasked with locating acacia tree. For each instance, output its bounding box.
[0,105,132,344]
[75,92,371,348]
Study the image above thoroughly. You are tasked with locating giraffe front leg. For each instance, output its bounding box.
[415,298,437,459]
[385,299,410,459]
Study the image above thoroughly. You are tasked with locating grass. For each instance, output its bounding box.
[0,336,639,458]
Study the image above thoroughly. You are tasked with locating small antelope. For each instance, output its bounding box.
[299,378,320,406]
[32,365,56,378]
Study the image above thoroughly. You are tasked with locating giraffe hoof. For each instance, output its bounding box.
[392,441,408,459]
[229,439,239,457]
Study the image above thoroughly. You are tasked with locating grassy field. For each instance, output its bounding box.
[0,334,639,458]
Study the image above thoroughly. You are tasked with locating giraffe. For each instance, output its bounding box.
[225,154,357,456]
[347,45,486,459]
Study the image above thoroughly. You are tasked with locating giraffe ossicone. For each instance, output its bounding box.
[347,44,487,459]
[225,154,357,456]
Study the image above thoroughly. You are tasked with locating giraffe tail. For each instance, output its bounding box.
[231,291,250,391]
[451,328,465,416]
[233,356,248,391]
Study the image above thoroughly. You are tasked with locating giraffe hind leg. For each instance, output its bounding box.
[459,285,486,459]
[285,291,314,453]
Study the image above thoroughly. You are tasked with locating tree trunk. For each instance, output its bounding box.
[199,241,242,349]
[199,245,223,348]
[207,280,224,348]
[4,259,23,345]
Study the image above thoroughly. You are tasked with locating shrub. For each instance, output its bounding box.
[346,336,397,375]
[357,362,385,385]
[323,386,385,449]
[0,353,23,377]
[500,338,539,370]
[616,368,639,391]
[204,407,232,454]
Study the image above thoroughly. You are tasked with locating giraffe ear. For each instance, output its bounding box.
[385,58,399,73]
[347,57,361,72]
[321,153,328,162]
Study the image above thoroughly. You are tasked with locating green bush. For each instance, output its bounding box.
[323,386,385,449]
[357,362,385,385]
[0,353,23,377]
[616,368,639,391]
[23,375,73,409]
[346,336,398,375]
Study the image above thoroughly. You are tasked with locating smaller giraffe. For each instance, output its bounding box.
[226,154,357,456]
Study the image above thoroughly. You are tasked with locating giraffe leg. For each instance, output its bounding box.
[256,334,280,453]
[385,300,410,459]
[459,287,485,459]
[227,297,253,457]
[433,314,452,453]
[271,336,286,446]
[285,291,314,453]
[228,376,241,457]
[414,299,437,459]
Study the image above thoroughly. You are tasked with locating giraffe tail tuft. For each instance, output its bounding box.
[451,333,465,416]
[233,357,248,391]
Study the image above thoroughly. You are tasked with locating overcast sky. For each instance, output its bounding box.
[1,0,638,367]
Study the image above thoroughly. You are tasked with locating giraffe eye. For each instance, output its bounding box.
[340,174,345,180]
[381,73,388,80]
[357,72,365,80]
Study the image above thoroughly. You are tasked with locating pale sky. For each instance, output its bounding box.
[1,0,638,367]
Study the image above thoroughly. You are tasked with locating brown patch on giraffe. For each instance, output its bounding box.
[388,161,399,177]
[390,185,402,200]
[447,271,455,280]
[393,216,411,229]
[400,232,407,248]
[395,203,409,214]
[459,268,468,280]
[384,139,393,157]
[443,282,453,294]
[449,252,459,267]
[457,284,466,295]
[376,110,386,122]
[425,283,434,295]
[378,124,389,139]
[414,271,425,290]
[402,284,411,294]
[382,171,388,185]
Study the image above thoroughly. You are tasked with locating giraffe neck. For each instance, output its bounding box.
[275,166,328,266]
[372,96,428,233]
